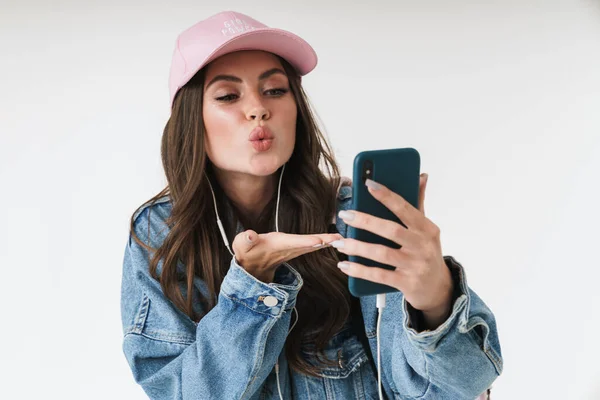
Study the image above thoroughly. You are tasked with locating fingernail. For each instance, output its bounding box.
[312,243,324,248]
[338,210,355,221]
[365,179,382,190]
[330,240,344,249]
[337,262,350,270]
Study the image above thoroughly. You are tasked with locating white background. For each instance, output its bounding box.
[1,0,599,398]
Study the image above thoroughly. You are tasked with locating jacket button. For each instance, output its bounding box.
[263,296,278,307]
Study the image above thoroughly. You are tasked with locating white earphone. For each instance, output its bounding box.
[205,163,295,400]
[206,163,286,257]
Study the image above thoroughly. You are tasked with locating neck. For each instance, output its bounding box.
[212,167,280,228]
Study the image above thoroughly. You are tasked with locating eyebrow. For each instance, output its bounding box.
[205,68,287,90]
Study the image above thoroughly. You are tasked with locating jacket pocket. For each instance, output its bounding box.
[308,327,370,380]
[128,292,196,345]
[302,328,379,399]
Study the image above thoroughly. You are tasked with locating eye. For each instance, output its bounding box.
[264,88,289,96]
[215,93,238,102]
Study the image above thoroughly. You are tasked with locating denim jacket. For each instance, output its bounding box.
[120,184,503,399]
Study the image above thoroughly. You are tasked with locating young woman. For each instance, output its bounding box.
[120,11,502,400]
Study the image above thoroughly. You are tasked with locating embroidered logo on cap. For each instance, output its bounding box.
[221,18,257,37]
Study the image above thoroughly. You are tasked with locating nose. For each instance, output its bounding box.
[247,107,270,121]
[246,94,270,121]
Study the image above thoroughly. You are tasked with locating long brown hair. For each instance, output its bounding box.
[130,55,352,376]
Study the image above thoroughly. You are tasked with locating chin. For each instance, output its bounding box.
[248,159,284,177]
[248,151,291,177]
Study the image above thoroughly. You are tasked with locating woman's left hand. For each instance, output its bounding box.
[332,173,454,329]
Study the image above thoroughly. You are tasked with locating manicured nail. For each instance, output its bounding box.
[330,240,345,249]
[337,262,350,270]
[338,210,355,221]
[365,179,382,190]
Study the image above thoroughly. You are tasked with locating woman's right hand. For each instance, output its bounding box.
[232,230,343,283]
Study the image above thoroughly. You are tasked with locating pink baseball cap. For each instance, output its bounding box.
[168,10,318,107]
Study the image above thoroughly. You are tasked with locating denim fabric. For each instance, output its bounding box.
[121,184,502,399]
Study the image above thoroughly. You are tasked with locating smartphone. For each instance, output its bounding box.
[347,148,421,297]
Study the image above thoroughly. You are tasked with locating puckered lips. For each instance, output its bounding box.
[249,126,274,152]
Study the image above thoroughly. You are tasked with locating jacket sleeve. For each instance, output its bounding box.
[391,255,503,399]
[120,209,302,400]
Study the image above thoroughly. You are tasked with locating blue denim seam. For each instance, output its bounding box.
[324,377,334,397]
[403,295,468,347]
[463,320,503,376]
[124,331,194,346]
[389,340,432,399]
[411,353,433,399]
[351,362,365,400]
[402,255,472,349]
[222,292,289,318]
[132,293,150,334]
[317,350,369,379]
[223,259,302,312]
[126,292,197,344]
[269,262,304,292]
[240,316,279,400]
[451,256,503,375]
[484,345,503,375]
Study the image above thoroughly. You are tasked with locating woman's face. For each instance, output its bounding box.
[202,50,297,178]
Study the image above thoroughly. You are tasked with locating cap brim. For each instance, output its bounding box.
[181,28,317,88]
[207,28,317,74]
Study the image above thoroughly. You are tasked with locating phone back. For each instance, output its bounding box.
[348,148,421,297]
